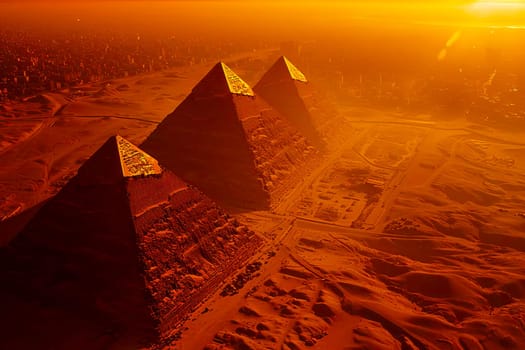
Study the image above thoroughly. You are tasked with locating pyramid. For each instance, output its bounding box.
[0,135,261,349]
[254,56,328,148]
[192,61,255,97]
[142,62,314,210]
[262,56,308,84]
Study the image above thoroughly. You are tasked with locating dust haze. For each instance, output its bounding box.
[1,1,525,350]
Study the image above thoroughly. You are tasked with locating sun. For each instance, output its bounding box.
[468,0,525,14]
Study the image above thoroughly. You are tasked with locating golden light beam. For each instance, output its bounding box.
[438,30,463,61]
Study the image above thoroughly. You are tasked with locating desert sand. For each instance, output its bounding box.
[1,51,525,350]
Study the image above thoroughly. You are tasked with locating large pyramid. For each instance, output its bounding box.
[0,135,261,349]
[142,61,314,210]
[254,56,330,148]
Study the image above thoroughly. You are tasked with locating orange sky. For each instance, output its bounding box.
[1,0,524,33]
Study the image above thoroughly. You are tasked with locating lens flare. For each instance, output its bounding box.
[438,30,463,61]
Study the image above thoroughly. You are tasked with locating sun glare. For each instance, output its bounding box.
[469,0,525,14]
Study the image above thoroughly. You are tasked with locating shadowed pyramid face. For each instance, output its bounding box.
[115,135,162,177]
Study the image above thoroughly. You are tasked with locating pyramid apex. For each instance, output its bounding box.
[254,56,308,90]
[281,56,307,83]
[115,135,162,178]
[191,62,254,97]
[219,62,255,96]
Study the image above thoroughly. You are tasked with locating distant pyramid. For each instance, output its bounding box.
[254,56,328,148]
[262,56,308,84]
[142,61,315,210]
[0,135,261,349]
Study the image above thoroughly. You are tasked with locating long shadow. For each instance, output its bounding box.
[0,200,49,247]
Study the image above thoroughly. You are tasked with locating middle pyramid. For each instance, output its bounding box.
[142,62,315,210]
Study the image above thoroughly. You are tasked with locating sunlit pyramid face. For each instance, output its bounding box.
[221,62,254,96]
[283,57,307,83]
[116,135,162,177]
